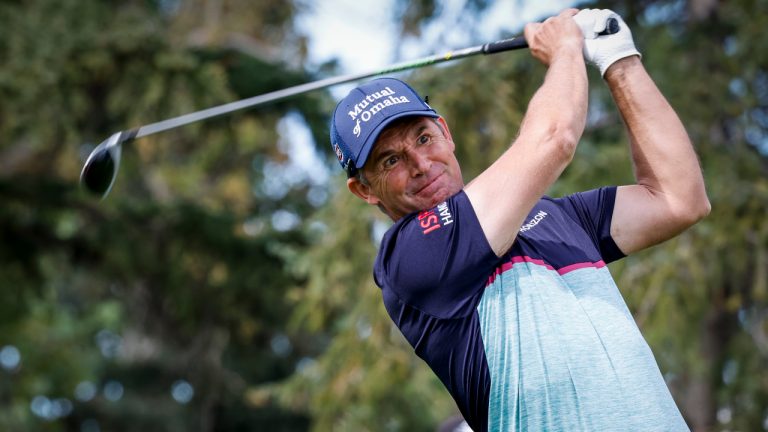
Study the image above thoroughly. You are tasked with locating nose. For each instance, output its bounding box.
[406,147,431,177]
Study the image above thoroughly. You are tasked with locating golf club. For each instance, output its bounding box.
[80,18,619,199]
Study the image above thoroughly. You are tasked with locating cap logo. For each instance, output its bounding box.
[346,86,410,137]
[333,143,344,163]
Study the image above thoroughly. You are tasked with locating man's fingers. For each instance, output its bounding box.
[524,11,584,67]
[592,10,617,34]
[523,22,541,41]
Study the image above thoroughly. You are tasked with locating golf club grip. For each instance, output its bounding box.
[483,17,620,55]
[483,37,528,54]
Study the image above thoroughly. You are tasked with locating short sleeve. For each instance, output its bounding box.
[555,186,626,263]
[374,191,500,319]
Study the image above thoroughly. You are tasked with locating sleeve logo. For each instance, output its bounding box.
[418,201,454,235]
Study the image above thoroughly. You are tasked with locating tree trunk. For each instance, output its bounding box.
[683,306,732,431]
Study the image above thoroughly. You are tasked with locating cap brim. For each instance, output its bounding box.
[354,110,440,170]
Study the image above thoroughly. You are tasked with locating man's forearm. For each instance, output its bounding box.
[520,49,588,149]
[604,56,710,254]
[606,57,710,218]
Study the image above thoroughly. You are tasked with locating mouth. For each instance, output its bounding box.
[411,172,444,196]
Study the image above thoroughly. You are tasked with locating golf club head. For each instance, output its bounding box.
[80,132,124,199]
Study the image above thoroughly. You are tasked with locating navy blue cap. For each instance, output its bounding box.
[330,78,438,176]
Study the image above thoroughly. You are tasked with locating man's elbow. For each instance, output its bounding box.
[546,124,580,163]
[689,180,712,222]
[673,191,711,228]
[692,195,712,223]
[519,115,582,163]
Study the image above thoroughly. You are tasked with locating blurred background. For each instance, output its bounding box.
[1,0,767,431]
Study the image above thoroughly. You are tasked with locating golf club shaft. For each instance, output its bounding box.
[81,19,620,198]
[131,37,529,140]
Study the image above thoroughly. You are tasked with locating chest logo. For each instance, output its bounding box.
[519,210,548,233]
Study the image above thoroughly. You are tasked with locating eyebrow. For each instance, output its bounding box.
[370,121,432,165]
[373,148,396,163]
[411,124,430,139]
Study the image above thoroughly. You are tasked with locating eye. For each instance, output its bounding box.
[418,134,431,145]
[382,154,399,169]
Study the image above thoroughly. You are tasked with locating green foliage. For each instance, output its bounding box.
[0,0,321,430]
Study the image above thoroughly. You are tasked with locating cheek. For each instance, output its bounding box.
[377,170,408,198]
[450,157,462,175]
[370,171,394,196]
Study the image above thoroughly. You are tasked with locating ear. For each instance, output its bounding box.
[436,116,455,148]
[347,176,381,206]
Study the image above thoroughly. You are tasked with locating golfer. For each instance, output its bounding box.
[329,9,709,431]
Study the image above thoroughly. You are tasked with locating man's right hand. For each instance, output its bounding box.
[524,9,584,66]
[573,9,641,77]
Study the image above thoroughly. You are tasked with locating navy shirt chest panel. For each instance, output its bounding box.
[510,201,603,270]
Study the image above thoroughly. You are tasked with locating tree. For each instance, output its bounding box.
[0,0,327,430]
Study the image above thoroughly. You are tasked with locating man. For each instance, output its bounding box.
[329,8,709,431]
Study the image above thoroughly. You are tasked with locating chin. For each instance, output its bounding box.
[405,182,462,214]
[435,184,462,203]
[422,189,454,209]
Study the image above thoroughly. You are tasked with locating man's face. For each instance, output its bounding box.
[348,116,464,221]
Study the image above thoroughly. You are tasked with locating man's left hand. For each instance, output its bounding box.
[573,9,641,77]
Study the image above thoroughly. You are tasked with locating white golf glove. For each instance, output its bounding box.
[574,9,641,77]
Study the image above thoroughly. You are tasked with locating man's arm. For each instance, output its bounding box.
[464,9,588,257]
[607,56,711,254]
